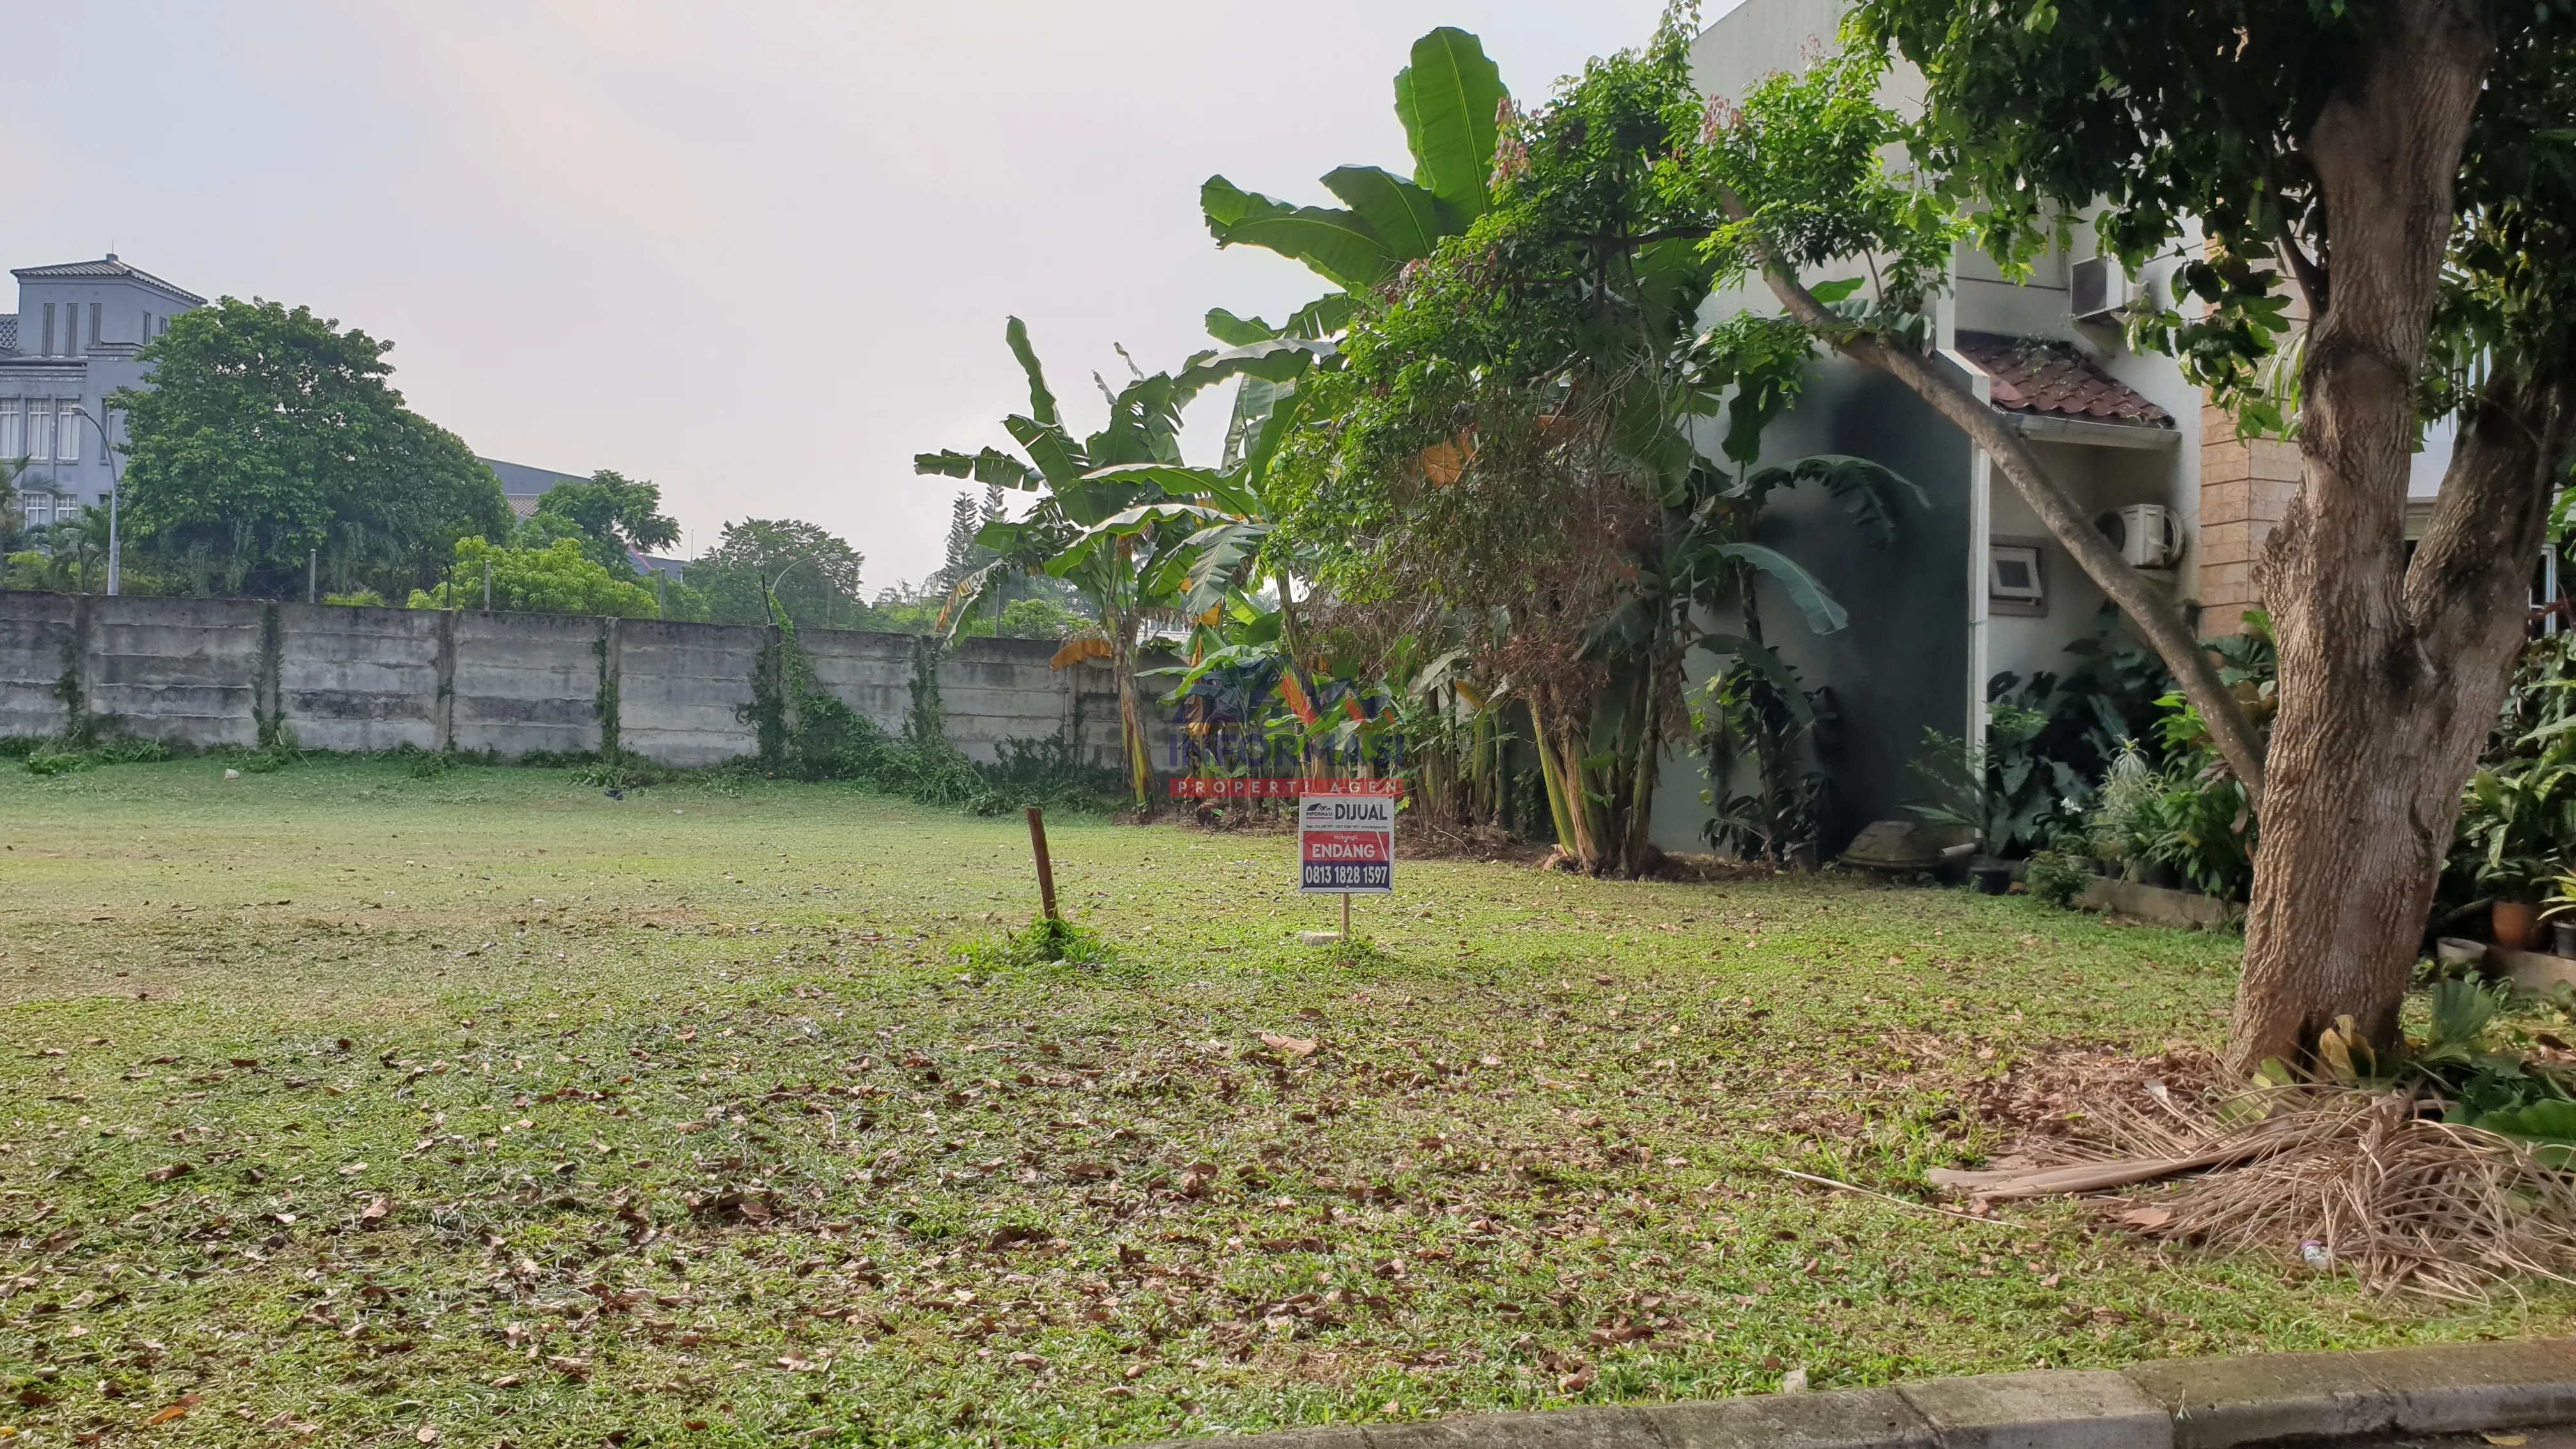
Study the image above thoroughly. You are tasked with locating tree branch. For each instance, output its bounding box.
[2408,372,2565,664]
[1713,186,2271,802]
[2276,216,2330,318]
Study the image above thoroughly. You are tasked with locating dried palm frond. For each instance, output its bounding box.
[1936,1084,2576,1298]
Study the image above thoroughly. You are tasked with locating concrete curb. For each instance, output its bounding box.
[1145,1338,2576,1449]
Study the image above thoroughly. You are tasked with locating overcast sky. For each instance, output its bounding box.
[4,1,1708,588]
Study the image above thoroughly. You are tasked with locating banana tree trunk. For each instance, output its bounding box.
[1112,611,1149,809]
[1529,691,1591,867]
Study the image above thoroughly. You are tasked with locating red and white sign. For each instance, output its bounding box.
[1169,777,1407,799]
[1300,793,1394,894]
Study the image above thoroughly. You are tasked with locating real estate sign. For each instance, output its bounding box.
[1299,785,1395,894]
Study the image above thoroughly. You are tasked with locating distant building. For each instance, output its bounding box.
[0,255,204,530]
[480,456,585,519]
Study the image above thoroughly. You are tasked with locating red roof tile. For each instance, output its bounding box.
[1956,332,2174,428]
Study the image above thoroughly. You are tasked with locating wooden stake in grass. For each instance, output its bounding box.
[1025,806,1059,921]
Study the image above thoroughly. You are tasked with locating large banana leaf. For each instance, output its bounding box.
[1740,454,1928,548]
[1204,295,1357,346]
[1178,520,1273,614]
[1394,27,1506,218]
[1322,165,1451,258]
[1084,463,1263,521]
[1002,414,1088,488]
[1714,542,1848,634]
[1004,317,1059,428]
[1181,337,1330,387]
[913,447,1039,492]
[1202,178,1400,291]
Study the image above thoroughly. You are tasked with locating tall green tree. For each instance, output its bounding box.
[112,298,509,598]
[1261,16,1910,875]
[1705,1,2575,1071]
[683,518,869,631]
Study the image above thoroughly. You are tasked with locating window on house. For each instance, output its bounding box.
[57,403,81,463]
[39,304,54,356]
[0,400,20,459]
[27,402,53,461]
[22,494,49,528]
[1988,539,2048,617]
[88,303,102,350]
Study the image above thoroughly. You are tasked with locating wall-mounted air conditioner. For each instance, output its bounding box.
[2097,504,2184,569]
[2071,256,2133,323]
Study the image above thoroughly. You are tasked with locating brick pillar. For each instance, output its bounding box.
[2196,410,2301,637]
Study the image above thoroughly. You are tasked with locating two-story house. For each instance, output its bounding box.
[0,255,204,532]
[1655,0,2464,852]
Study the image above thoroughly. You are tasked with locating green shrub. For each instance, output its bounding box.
[92,739,172,765]
[24,751,92,776]
[2024,849,2093,908]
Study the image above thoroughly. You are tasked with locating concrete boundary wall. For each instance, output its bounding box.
[0,591,1170,770]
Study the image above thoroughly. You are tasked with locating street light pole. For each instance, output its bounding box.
[69,405,121,596]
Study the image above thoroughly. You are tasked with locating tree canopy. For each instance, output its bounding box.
[683,518,869,630]
[113,298,509,599]
[407,535,658,618]
[519,470,681,579]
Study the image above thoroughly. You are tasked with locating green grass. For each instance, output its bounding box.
[1,757,2567,1447]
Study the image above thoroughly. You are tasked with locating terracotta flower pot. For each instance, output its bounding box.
[2494,900,2540,953]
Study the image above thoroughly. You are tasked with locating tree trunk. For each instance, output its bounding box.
[2225,0,2532,1074]
[1113,614,1149,808]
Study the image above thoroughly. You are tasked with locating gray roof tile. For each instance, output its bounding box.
[12,256,206,305]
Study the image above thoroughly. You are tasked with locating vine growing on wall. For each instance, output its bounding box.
[739,617,1117,814]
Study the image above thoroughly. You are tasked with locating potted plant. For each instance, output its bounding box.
[2541,868,2576,958]
[2481,854,2554,952]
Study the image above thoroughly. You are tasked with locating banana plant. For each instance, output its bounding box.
[916,318,1250,806]
[1202,27,1506,292]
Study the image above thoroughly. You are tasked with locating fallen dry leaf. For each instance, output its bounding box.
[2119,1208,2175,1230]
[143,1394,202,1426]
[144,1162,193,1184]
[2483,1436,2528,1447]
[359,1197,392,1227]
[1259,1032,1317,1057]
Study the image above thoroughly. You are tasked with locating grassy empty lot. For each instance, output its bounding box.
[2,758,2569,1447]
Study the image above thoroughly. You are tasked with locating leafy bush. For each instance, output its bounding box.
[2024,848,2094,908]
[407,536,659,618]
[996,597,1087,640]
[20,737,171,774]
[2306,980,2576,1158]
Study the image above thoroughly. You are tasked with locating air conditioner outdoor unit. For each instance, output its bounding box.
[2071,256,2133,323]
[2097,504,2184,569]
